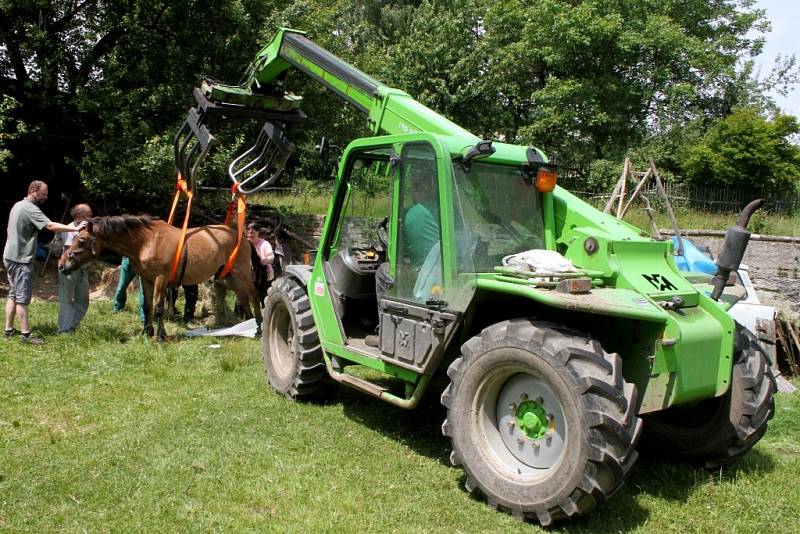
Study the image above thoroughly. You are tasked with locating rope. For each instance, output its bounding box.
[168,174,194,285]
[218,181,247,279]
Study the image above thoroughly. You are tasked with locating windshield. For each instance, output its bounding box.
[452,161,546,272]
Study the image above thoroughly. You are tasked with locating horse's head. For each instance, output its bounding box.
[59,220,100,274]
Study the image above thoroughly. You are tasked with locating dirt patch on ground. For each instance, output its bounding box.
[692,237,800,319]
[0,260,121,303]
[0,259,64,302]
[0,260,231,326]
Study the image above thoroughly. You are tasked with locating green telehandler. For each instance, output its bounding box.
[175,28,776,525]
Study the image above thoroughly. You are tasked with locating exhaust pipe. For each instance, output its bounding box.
[710,198,764,301]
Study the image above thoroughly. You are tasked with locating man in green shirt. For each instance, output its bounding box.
[401,166,443,302]
[404,173,439,267]
[404,200,439,268]
[4,181,86,344]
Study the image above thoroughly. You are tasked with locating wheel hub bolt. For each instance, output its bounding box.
[507,421,515,431]
[509,403,517,412]
[520,392,528,400]
[536,397,544,405]
[516,437,525,446]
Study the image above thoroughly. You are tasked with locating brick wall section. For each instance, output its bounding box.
[277,214,380,265]
[283,214,326,250]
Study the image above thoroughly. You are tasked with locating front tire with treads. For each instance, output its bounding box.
[441,319,642,525]
[263,276,332,399]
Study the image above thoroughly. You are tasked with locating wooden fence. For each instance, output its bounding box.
[284,178,799,214]
[565,183,800,214]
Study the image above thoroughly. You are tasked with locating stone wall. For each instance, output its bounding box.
[280,214,380,262]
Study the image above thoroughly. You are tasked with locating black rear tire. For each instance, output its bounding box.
[640,326,776,468]
[441,319,641,525]
[262,276,332,399]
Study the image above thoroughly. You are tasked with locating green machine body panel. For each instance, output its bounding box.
[205,27,740,414]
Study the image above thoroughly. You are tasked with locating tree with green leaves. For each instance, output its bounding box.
[0,0,278,214]
[0,0,796,216]
[679,108,800,195]
[472,0,772,171]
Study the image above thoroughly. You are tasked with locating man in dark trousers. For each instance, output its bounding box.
[3,181,86,344]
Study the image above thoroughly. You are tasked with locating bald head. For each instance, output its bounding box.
[70,204,92,221]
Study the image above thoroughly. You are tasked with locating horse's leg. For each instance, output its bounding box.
[229,277,251,320]
[212,279,230,325]
[244,275,261,324]
[141,278,155,337]
[183,285,198,321]
[228,274,258,321]
[153,276,169,341]
[165,287,177,320]
[252,281,263,336]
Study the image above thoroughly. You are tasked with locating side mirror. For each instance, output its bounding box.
[462,140,496,166]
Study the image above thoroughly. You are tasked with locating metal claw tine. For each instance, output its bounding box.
[227,121,294,194]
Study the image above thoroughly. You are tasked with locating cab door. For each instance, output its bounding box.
[376,140,473,375]
[308,134,473,376]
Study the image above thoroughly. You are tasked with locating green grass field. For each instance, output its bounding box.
[621,208,800,237]
[1,300,799,532]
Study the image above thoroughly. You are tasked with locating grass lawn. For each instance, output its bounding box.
[1,300,799,532]
[621,208,800,237]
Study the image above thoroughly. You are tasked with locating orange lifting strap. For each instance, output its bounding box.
[217,181,247,280]
[167,174,194,285]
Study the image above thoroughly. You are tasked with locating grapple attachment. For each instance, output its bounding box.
[173,101,216,193]
[229,122,296,194]
[173,81,306,194]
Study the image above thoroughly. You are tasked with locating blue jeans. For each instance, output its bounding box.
[112,257,145,323]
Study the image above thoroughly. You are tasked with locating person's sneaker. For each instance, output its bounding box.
[4,328,17,339]
[20,333,45,345]
[364,334,380,347]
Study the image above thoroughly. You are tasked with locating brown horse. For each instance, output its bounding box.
[59,215,260,341]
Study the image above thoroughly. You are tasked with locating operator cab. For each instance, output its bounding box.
[311,134,549,376]
[313,137,463,372]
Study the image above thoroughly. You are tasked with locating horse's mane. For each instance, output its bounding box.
[92,214,158,237]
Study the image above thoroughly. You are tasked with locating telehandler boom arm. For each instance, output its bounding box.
[220,28,477,139]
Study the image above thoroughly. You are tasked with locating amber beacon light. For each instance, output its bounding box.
[535,166,558,192]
